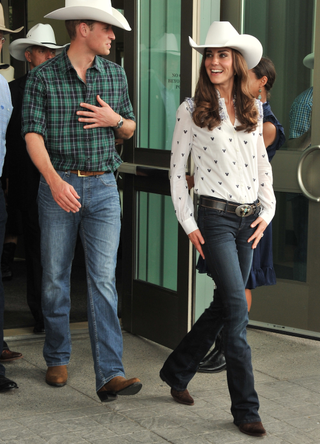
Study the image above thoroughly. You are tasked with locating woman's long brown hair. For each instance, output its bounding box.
[193,48,259,133]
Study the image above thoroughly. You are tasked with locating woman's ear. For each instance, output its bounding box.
[260,75,268,88]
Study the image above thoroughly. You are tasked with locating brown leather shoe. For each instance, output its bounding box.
[97,376,142,402]
[171,388,194,406]
[239,421,266,437]
[45,365,68,387]
[0,349,23,362]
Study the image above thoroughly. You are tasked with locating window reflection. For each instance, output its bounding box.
[273,192,308,282]
[244,0,314,145]
[137,0,181,150]
[244,0,314,283]
[136,192,178,291]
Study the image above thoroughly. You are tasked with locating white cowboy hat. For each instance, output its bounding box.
[303,52,314,70]
[45,0,131,31]
[0,4,23,34]
[9,24,66,62]
[189,21,262,70]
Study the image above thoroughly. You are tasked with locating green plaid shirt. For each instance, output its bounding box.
[22,46,135,172]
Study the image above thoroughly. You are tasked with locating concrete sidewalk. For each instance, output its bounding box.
[1,325,320,443]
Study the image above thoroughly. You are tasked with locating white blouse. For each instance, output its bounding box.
[170,97,276,235]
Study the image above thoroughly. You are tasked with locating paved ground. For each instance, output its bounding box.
[1,324,320,443]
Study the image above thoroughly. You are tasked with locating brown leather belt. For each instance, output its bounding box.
[199,196,261,217]
[69,170,108,177]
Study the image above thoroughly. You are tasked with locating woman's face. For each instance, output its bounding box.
[204,47,234,90]
[248,69,261,98]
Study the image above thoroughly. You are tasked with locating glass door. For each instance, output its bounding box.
[120,0,193,349]
[242,0,320,337]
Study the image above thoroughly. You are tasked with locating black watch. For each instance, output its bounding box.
[115,115,123,129]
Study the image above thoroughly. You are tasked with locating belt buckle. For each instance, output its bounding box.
[235,204,253,217]
[77,170,87,177]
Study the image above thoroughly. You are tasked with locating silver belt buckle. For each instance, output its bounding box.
[235,204,253,217]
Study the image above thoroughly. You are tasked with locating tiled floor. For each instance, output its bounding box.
[1,326,320,443]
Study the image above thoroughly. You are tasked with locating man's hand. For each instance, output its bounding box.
[247,216,268,249]
[77,95,119,129]
[188,229,205,259]
[49,175,81,213]
[25,132,81,214]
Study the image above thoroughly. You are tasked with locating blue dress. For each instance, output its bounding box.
[246,102,285,288]
[197,101,285,289]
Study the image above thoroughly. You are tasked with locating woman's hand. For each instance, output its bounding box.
[188,229,205,258]
[247,216,268,249]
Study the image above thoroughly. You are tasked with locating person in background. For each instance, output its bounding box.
[3,24,66,334]
[0,3,23,393]
[286,53,313,282]
[289,52,313,141]
[22,0,141,402]
[198,57,285,373]
[160,21,274,437]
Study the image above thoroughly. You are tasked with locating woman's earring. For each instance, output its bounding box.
[258,88,262,101]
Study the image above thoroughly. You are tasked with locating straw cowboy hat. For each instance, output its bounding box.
[45,0,131,31]
[189,21,262,70]
[303,52,314,70]
[9,24,66,62]
[0,3,23,34]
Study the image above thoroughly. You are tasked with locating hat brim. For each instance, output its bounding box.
[45,6,131,31]
[9,39,66,61]
[0,25,24,34]
[303,53,314,69]
[189,34,262,70]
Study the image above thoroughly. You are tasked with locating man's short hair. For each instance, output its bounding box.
[65,20,95,40]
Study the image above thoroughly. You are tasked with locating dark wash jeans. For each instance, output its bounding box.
[160,206,261,425]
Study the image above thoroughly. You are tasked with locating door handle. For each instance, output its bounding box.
[297,145,320,202]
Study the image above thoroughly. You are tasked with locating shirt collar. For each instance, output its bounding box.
[59,45,103,74]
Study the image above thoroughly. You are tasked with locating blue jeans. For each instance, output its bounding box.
[160,206,261,425]
[0,187,7,376]
[38,171,124,391]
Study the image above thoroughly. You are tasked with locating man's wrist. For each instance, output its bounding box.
[114,115,123,129]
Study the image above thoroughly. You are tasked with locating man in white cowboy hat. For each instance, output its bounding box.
[2,24,65,336]
[22,0,140,401]
[0,2,23,394]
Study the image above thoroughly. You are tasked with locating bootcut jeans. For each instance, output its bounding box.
[160,206,261,425]
[38,171,124,391]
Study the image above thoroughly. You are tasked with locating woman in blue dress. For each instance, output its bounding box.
[245,57,286,307]
[198,57,286,373]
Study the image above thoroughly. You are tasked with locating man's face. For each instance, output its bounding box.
[85,22,115,57]
[25,45,56,70]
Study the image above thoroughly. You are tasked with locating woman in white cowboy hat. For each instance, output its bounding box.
[160,21,274,437]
